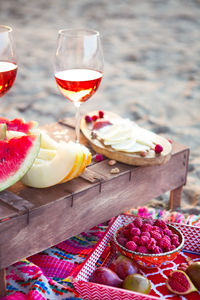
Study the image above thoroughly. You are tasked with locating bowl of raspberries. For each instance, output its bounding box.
[113,216,184,268]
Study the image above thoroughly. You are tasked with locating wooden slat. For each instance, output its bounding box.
[80,168,108,183]
[0,203,18,221]
[169,186,183,210]
[0,190,34,212]
[0,269,6,297]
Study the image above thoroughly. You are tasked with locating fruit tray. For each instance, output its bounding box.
[73,214,200,300]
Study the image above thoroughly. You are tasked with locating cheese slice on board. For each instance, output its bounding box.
[80,111,172,166]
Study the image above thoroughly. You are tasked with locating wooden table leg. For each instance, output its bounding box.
[0,268,6,297]
[169,186,183,210]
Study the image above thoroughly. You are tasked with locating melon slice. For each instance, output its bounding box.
[0,134,41,191]
[0,117,38,133]
[60,144,86,183]
[40,131,58,150]
[21,141,78,188]
[60,144,91,183]
[37,148,57,160]
[77,145,91,176]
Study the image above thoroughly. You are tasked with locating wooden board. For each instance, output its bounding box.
[80,111,172,166]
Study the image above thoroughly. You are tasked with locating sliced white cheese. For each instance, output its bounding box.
[112,143,150,153]
[95,116,157,154]
[98,126,132,141]
[109,139,137,151]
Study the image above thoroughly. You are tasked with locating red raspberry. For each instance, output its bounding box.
[123,229,130,238]
[159,237,171,251]
[141,223,152,232]
[163,235,171,241]
[170,245,176,251]
[163,228,173,237]
[150,231,162,241]
[154,219,167,229]
[141,232,151,238]
[94,154,104,162]
[137,246,148,253]
[85,115,92,123]
[131,236,140,244]
[117,237,128,247]
[133,217,143,228]
[151,225,162,232]
[171,237,180,247]
[147,238,157,251]
[127,222,135,230]
[130,227,141,236]
[154,144,163,154]
[171,233,179,240]
[138,235,149,246]
[152,246,162,254]
[92,115,98,121]
[118,230,125,238]
[144,217,154,225]
[126,241,137,251]
[98,110,104,118]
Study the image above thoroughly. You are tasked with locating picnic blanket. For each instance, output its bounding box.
[2,207,200,300]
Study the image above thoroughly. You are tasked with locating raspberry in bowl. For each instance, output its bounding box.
[113,217,184,269]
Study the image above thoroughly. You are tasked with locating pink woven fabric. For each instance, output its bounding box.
[2,207,200,299]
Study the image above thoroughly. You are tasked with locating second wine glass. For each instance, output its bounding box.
[54,29,104,143]
[0,25,17,98]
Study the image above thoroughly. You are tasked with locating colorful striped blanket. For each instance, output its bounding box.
[2,207,200,300]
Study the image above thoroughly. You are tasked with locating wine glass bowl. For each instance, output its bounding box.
[0,25,17,97]
[54,29,103,143]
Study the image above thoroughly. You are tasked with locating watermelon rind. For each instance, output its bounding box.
[6,130,26,140]
[0,133,41,191]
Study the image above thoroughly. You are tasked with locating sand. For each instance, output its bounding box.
[0,0,200,214]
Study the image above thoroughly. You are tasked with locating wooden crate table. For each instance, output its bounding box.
[0,121,189,296]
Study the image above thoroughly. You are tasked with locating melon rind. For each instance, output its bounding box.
[0,134,41,191]
[0,124,7,140]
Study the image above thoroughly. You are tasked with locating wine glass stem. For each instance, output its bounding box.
[74,102,81,143]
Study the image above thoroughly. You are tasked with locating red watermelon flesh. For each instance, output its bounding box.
[0,134,41,191]
[0,117,37,134]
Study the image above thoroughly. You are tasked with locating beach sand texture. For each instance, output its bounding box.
[0,0,200,213]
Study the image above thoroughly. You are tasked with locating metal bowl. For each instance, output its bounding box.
[113,223,184,269]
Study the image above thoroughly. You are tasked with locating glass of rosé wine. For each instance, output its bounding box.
[54,29,103,143]
[0,25,17,97]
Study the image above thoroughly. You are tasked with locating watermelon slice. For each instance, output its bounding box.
[0,117,38,134]
[0,118,41,191]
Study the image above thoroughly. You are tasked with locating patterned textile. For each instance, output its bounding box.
[2,207,200,300]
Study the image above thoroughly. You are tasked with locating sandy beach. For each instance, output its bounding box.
[0,0,200,214]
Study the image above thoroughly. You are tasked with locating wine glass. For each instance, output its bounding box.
[0,25,17,97]
[54,29,104,143]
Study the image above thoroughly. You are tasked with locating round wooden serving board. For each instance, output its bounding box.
[80,111,172,166]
